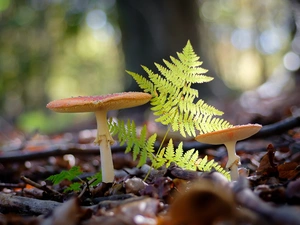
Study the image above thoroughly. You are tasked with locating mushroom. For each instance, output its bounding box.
[46,92,152,183]
[195,124,262,181]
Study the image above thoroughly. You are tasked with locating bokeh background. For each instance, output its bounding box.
[0,0,299,135]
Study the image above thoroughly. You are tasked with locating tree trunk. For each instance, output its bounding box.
[117,0,201,91]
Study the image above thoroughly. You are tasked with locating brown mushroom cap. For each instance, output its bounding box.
[195,124,262,144]
[46,92,152,113]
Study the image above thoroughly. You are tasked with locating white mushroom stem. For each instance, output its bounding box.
[94,110,115,183]
[229,163,239,182]
[224,141,240,181]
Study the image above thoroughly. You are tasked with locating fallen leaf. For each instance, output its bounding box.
[278,162,299,179]
[256,144,278,177]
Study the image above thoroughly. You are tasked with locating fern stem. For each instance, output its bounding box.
[144,166,152,181]
[144,125,171,182]
[155,125,171,157]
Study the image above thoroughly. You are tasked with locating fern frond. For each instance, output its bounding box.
[110,118,230,179]
[126,70,155,95]
[154,139,230,179]
[46,166,83,185]
[196,156,230,180]
[109,118,158,168]
[127,40,233,137]
[138,133,157,167]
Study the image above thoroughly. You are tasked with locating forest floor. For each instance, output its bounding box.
[1,98,300,225]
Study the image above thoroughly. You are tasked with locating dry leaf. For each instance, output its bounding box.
[278,162,299,179]
[256,144,278,176]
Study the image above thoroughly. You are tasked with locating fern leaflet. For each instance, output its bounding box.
[64,182,82,193]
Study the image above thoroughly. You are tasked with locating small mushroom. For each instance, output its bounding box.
[46,92,152,183]
[195,124,262,181]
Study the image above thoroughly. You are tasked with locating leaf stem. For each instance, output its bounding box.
[144,125,171,181]
[155,125,171,157]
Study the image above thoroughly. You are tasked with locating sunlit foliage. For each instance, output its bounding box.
[0,0,123,132]
[199,0,293,90]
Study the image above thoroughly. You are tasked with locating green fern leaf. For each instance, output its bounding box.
[109,119,229,179]
[126,70,155,94]
[181,149,195,167]
[196,155,208,171]
[109,119,157,168]
[203,158,215,171]
[152,146,167,169]
[152,156,166,169]
[127,120,136,152]
[88,172,102,186]
[164,139,175,168]
[64,182,82,193]
[188,150,199,170]
[145,133,157,156]
[174,142,184,165]
[127,40,233,137]
[46,166,82,185]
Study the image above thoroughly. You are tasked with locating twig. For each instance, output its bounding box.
[78,177,97,199]
[252,115,300,138]
[20,176,62,196]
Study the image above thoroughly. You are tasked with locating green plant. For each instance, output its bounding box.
[127,40,232,137]
[110,41,231,179]
[154,139,227,175]
[46,166,102,192]
[109,119,230,180]
[109,119,156,168]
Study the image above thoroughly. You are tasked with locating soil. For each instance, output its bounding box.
[1,109,300,225]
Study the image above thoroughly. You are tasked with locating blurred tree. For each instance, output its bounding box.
[0,0,122,133]
[117,0,201,90]
[0,0,55,122]
[116,0,236,105]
